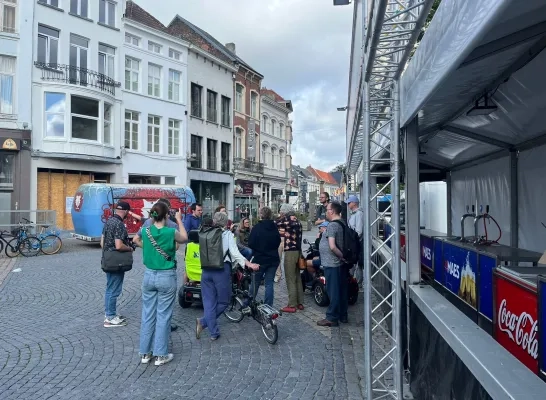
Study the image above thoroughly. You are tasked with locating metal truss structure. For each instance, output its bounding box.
[356,1,435,399]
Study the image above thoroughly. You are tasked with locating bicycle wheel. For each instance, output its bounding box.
[261,319,278,345]
[224,295,245,323]
[5,237,20,258]
[19,237,41,257]
[40,234,63,255]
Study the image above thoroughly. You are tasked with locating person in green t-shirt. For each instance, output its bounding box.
[133,202,188,366]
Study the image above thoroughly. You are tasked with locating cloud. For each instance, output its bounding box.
[134,0,353,170]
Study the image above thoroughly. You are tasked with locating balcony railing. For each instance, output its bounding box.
[34,62,121,95]
[207,156,217,171]
[234,158,264,174]
[220,159,230,172]
[190,156,202,169]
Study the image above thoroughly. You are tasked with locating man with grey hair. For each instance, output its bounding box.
[346,195,363,284]
[276,203,304,313]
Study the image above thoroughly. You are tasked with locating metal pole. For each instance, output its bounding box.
[391,81,403,396]
[362,81,373,400]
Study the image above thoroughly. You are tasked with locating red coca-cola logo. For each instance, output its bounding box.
[494,273,538,373]
[497,299,538,359]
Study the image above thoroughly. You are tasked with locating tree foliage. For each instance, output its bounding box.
[330,163,346,173]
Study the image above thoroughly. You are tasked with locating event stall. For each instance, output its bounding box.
[347,0,546,398]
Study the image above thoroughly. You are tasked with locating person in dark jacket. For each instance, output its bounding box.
[183,203,202,232]
[248,206,281,306]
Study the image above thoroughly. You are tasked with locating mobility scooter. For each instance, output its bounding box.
[178,229,202,308]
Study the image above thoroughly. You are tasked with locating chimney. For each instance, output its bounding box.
[225,42,236,54]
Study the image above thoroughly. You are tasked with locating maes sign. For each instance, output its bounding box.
[247,120,256,159]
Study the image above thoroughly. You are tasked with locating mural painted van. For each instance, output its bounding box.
[71,184,196,241]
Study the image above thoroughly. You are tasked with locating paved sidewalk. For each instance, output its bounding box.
[0,255,16,287]
[0,237,367,400]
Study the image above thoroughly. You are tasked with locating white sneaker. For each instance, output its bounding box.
[104,316,127,327]
[154,353,174,366]
[274,277,280,283]
[140,353,153,364]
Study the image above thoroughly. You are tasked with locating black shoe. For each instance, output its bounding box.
[340,318,348,324]
[170,323,178,331]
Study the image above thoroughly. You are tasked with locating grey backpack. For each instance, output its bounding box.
[198,226,229,269]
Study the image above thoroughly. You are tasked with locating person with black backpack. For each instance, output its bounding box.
[195,212,260,341]
[316,201,359,326]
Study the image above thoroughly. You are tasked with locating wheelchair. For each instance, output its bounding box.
[178,230,203,308]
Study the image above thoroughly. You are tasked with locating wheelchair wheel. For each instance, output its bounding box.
[178,286,192,308]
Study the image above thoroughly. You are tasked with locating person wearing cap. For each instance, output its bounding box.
[345,195,363,238]
[101,201,134,328]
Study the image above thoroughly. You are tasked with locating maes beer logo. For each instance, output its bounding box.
[422,245,431,261]
[444,260,460,278]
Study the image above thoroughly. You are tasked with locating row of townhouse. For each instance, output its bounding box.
[290,165,343,214]
[0,0,294,229]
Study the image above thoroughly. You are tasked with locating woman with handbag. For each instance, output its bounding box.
[133,202,188,366]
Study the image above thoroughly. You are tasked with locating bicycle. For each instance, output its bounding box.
[4,222,41,258]
[21,218,62,255]
[224,266,281,344]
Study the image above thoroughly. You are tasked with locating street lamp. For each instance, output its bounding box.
[333,0,351,5]
[337,106,348,111]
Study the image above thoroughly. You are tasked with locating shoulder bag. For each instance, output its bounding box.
[101,249,133,272]
[145,227,176,265]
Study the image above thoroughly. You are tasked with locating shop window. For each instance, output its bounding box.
[0,153,14,187]
[71,95,98,141]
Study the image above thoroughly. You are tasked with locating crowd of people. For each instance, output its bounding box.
[99,193,363,365]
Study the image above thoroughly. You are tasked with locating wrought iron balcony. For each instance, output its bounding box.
[34,62,121,95]
[233,158,264,174]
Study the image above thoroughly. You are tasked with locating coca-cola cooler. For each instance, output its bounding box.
[493,266,540,374]
[538,275,546,381]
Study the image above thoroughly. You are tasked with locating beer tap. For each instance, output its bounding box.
[473,205,490,244]
[460,205,475,242]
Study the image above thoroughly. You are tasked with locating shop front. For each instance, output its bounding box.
[0,130,31,227]
[234,179,261,223]
[188,169,233,219]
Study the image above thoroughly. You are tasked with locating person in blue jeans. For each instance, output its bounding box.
[317,202,349,326]
[247,207,282,306]
[195,212,259,341]
[133,202,188,366]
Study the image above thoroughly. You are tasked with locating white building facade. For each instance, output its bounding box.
[31,0,124,230]
[0,0,33,217]
[260,89,292,210]
[121,14,189,186]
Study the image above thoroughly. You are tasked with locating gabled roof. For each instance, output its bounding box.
[306,166,338,185]
[125,1,168,31]
[168,16,263,78]
[261,88,293,112]
[292,165,313,179]
[166,15,235,64]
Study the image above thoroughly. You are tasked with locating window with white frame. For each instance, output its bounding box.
[271,147,277,169]
[69,34,89,85]
[207,90,217,123]
[262,115,268,133]
[125,33,140,46]
[44,92,65,137]
[98,44,115,79]
[169,48,180,60]
[235,128,242,158]
[271,120,277,137]
[168,119,180,155]
[235,83,243,113]
[0,56,15,115]
[168,69,180,102]
[71,95,99,141]
[250,92,258,118]
[279,123,284,139]
[221,96,231,127]
[261,144,268,166]
[147,115,160,153]
[99,0,116,27]
[70,0,88,18]
[37,25,59,65]
[124,110,139,150]
[124,57,139,92]
[1,0,16,33]
[103,103,112,144]
[148,41,161,54]
[148,63,161,97]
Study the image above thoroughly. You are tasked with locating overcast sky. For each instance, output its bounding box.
[135,0,353,172]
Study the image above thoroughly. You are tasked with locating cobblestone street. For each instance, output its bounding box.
[0,231,367,400]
